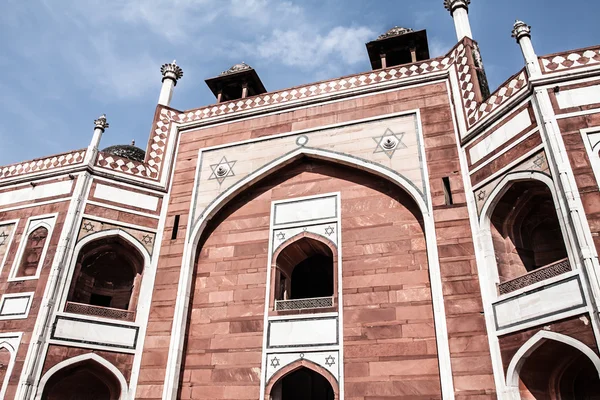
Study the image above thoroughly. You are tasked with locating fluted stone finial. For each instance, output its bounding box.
[512,20,532,41]
[160,60,184,84]
[444,0,470,13]
[94,114,109,131]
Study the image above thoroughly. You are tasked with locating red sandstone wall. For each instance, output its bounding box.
[137,82,496,399]
[0,201,69,399]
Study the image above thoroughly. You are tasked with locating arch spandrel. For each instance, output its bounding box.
[192,113,427,228]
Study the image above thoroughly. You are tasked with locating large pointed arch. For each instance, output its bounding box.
[34,353,128,400]
[505,330,600,395]
[162,146,455,399]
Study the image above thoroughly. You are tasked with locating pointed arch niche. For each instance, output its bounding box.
[505,330,600,399]
[64,231,147,322]
[480,173,573,295]
[35,353,128,400]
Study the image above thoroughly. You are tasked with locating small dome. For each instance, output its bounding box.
[377,26,414,40]
[102,144,145,162]
[220,62,253,76]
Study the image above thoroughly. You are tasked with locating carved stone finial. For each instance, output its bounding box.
[94,114,109,131]
[377,26,414,40]
[160,60,184,83]
[444,0,470,13]
[220,62,253,76]
[512,20,532,41]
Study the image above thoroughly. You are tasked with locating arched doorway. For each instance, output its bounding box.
[270,367,334,400]
[41,359,122,400]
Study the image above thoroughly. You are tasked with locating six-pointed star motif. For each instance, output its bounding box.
[82,221,95,233]
[0,231,8,246]
[477,190,486,202]
[142,235,154,245]
[276,232,286,241]
[325,226,335,236]
[325,355,336,367]
[373,128,407,159]
[533,154,545,168]
[270,357,280,368]
[209,156,236,184]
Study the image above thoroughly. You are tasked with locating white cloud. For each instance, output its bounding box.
[250,26,375,69]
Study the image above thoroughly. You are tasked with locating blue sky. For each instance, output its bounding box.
[0,0,598,165]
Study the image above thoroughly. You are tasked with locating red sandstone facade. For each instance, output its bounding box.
[1,2,600,399]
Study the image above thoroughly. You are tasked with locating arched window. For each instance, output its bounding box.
[272,236,335,312]
[65,236,144,321]
[41,359,122,400]
[15,226,49,278]
[489,180,569,294]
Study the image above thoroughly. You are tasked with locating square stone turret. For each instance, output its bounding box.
[366,27,430,70]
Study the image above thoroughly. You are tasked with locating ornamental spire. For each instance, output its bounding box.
[160,60,184,84]
[158,60,183,106]
[94,114,109,131]
[511,20,532,41]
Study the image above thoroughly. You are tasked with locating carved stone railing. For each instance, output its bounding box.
[275,296,334,311]
[65,301,135,322]
[498,258,571,295]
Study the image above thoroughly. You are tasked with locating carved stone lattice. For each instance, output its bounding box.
[65,301,136,322]
[498,258,571,295]
[275,296,333,311]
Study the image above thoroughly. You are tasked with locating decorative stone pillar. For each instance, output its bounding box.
[512,20,542,78]
[444,0,473,40]
[159,60,184,107]
[85,114,109,165]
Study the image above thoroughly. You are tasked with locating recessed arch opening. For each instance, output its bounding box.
[66,235,144,321]
[270,366,335,400]
[16,225,49,277]
[508,334,600,399]
[41,359,122,400]
[487,179,569,294]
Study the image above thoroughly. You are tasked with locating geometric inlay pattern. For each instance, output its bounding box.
[77,218,156,255]
[208,156,236,185]
[373,128,407,159]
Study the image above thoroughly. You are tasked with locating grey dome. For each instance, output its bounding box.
[102,144,145,162]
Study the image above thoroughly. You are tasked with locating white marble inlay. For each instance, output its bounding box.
[469,109,532,164]
[265,351,339,383]
[0,180,72,206]
[556,85,600,109]
[0,293,33,319]
[53,317,138,348]
[274,196,337,226]
[269,317,337,347]
[494,277,584,329]
[94,184,159,211]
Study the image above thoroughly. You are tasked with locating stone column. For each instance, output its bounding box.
[85,114,109,165]
[444,0,473,40]
[512,20,542,78]
[159,60,184,107]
